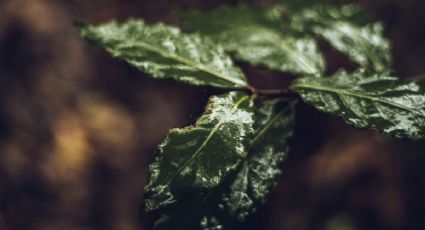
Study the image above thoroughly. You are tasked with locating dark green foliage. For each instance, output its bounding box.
[183,5,325,75]
[150,99,294,229]
[76,1,425,229]
[144,92,254,212]
[291,70,425,139]
[77,20,248,88]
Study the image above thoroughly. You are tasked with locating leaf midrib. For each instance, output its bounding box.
[250,107,290,146]
[291,82,425,117]
[170,95,250,182]
[175,106,290,229]
[239,25,319,74]
[122,41,247,87]
[266,32,318,74]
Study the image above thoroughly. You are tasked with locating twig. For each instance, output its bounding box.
[248,86,294,96]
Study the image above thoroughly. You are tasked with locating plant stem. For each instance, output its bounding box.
[247,85,296,96]
[252,88,290,95]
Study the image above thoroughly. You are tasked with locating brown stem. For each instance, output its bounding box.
[252,88,290,95]
[247,85,296,96]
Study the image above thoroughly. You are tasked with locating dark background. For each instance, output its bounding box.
[0,0,424,229]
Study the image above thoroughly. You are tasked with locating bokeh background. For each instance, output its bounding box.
[0,0,424,229]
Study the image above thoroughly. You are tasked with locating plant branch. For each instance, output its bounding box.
[247,86,297,97]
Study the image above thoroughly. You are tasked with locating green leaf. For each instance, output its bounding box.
[183,5,324,75]
[291,70,425,139]
[313,22,391,72]
[279,2,367,26]
[144,92,254,212]
[77,20,248,88]
[214,99,295,223]
[146,99,295,229]
[282,3,391,71]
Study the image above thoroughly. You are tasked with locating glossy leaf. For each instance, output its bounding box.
[147,99,295,229]
[77,20,248,88]
[291,70,425,139]
[279,2,368,28]
[281,3,391,71]
[144,92,254,212]
[313,22,391,72]
[183,5,324,75]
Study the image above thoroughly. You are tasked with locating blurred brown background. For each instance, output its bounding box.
[0,0,424,229]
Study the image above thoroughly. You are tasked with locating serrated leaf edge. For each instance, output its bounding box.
[173,103,292,229]
[241,26,319,74]
[290,82,424,117]
[167,95,251,182]
[77,21,248,88]
[123,42,247,87]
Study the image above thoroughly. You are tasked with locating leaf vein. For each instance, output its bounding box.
[292,83,425,117]
[171,95,250,181]
[122,42,247,87]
